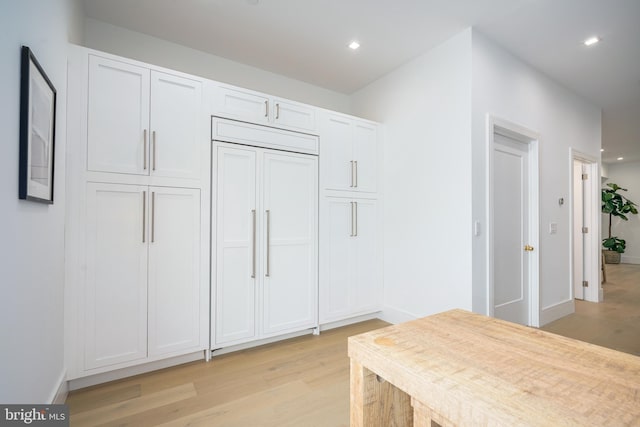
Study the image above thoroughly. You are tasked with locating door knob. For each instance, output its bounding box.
[524,245,534,252]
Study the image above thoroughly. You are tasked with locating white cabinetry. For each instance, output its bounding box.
[88,55,202,180]
[213,137,318,348]
[213,85,317,134]
[321,113,378,193]
[84,183,202,369]
[320,197,380,323]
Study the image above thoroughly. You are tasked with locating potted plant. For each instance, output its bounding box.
[602,182,638,263]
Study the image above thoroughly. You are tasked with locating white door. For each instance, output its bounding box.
[322,115,353,191]
[493,133,531,325]
[215,86,270,125]
[272,98,317,133]
[148,187,201,356]
[352,199,380,314]
[262,152,318,335]
[214,146,258,346]
[85,183,148,369]
[150,72,202,180]
[320,198,352,322]
[573,160,586,300]
[87,55,149,175]
[353,123,378,193]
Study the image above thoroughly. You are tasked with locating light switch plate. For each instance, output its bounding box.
[549,222,557,234]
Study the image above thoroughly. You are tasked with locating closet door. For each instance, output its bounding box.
[87,56,149,175]
[351,199,380,314]
[214,146,258,346]
[322,114,353,191]
[85,183,148,369]
[262,152,318,335]
[353,122,378,193]
[148,187,201,356]
[150,71,202,180]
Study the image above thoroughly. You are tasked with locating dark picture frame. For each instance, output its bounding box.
[19,45,57,204]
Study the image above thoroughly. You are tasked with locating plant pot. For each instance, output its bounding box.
[603,250,621,264]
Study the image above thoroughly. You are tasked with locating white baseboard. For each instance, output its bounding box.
[319,312,382,331]
[211,329,316,357]
[377,306,418,324]
[620,255,640,265]
[69,351,205,391]
[49,369,68,404]
[540,299,574,326]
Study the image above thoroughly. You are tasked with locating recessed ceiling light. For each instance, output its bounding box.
[348,41,360,50]
[617,157,624,161]
[583,36,600,46]
[600,148,604,152]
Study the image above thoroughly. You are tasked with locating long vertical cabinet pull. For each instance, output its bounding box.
[143,130,148,170]
[350,202,355,237]
[152,131,157,171]
[265,209,270,277]
[350,161,355,187]
[264,100,269,118]
[151,191,156,243]
[251,209,256,278]
[275,103,280,120]
[142,191,147,242]
[354,201,358,237]
[354,161,358,188]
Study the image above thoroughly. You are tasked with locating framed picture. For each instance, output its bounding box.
[19,45,57,204]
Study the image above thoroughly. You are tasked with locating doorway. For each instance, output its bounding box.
[488,116,540,327]
[571,150,601,302]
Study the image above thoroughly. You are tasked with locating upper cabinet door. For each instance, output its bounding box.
[87,56,150,175]
[150,71,202,180]
[272,98,317,133]
[214,86,270,125]
[322,115,354,191]
[353,122,378,193]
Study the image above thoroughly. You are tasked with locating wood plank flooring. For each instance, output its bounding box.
[66,319,389,426]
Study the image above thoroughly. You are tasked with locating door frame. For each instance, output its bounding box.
[487,115,540,327]
[569,149,601,303]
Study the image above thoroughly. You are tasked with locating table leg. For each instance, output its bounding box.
[350,359,413,427]
[412,398,453,427]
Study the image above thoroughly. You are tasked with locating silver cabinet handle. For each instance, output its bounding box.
[350,161,354,188]
[354,201,358,237]
[264,100,269,118]
[151,191,156,243]
[275,103,280,120]
[350,202,355,237]
[152,131,157,171]
[265,209,270,277]
[354,161,358,188]
[251,209,256,278]
[142,191,146,243]
[143,129,148,170]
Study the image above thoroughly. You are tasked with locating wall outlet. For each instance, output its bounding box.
[549,222,557,234]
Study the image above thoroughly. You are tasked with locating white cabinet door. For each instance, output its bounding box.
[85,183,148,369]
[214,146,258,346]
[262,152,318,335]
[148,187,201,356]
[215,86,270,125]
[87,56,150,175]
[353,123,378,193]
[320,198,353,321]
[351,199,380,314]
[150,72,202,180]
[322,115,353,191]
[272,98,317,133]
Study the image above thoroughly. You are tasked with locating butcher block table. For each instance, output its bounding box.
[348,309,640,427]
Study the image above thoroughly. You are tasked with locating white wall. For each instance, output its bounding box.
[83,18,351,114]
[0,0,83,403]
[352,30,473,322]
[603,162,640,264]
[471,30,602,324]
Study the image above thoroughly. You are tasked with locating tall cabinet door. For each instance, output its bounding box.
[85,183,148,369]
[353,123,378,193]
[148,187,201,356]
[322,115,353,191]
[214,146,258,346]
[352,199,380,314]
[262,152,318,335]
[87,56,150,175]
[150,72,202,180]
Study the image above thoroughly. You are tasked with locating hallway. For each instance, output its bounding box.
[542,263,640,356]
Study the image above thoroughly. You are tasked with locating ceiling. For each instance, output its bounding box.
[82,0,640,163]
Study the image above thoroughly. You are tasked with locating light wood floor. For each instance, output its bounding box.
[66,319,389,426]
[67,264,640,426]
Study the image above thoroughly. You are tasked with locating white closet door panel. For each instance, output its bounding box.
[87,56,149,175]
[353,123,378,193]
[150,72,201,179]
[352,199,380,313]
[322,115,353,191]
[262,152,317,335]
[148,187,201,356]
[215,146,258,345]
[272,98,317,133]
[319,199,352,322]
[215,86,270,125]
[85,183,148,369]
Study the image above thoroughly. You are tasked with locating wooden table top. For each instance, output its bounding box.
[348,309,640,426]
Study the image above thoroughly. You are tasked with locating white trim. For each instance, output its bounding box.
[540,299,574,326]
[319,312,382,331]
[377,306,418,324]
[49,370,68,404]
[621,256,640,265]
[487,114,541,327]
